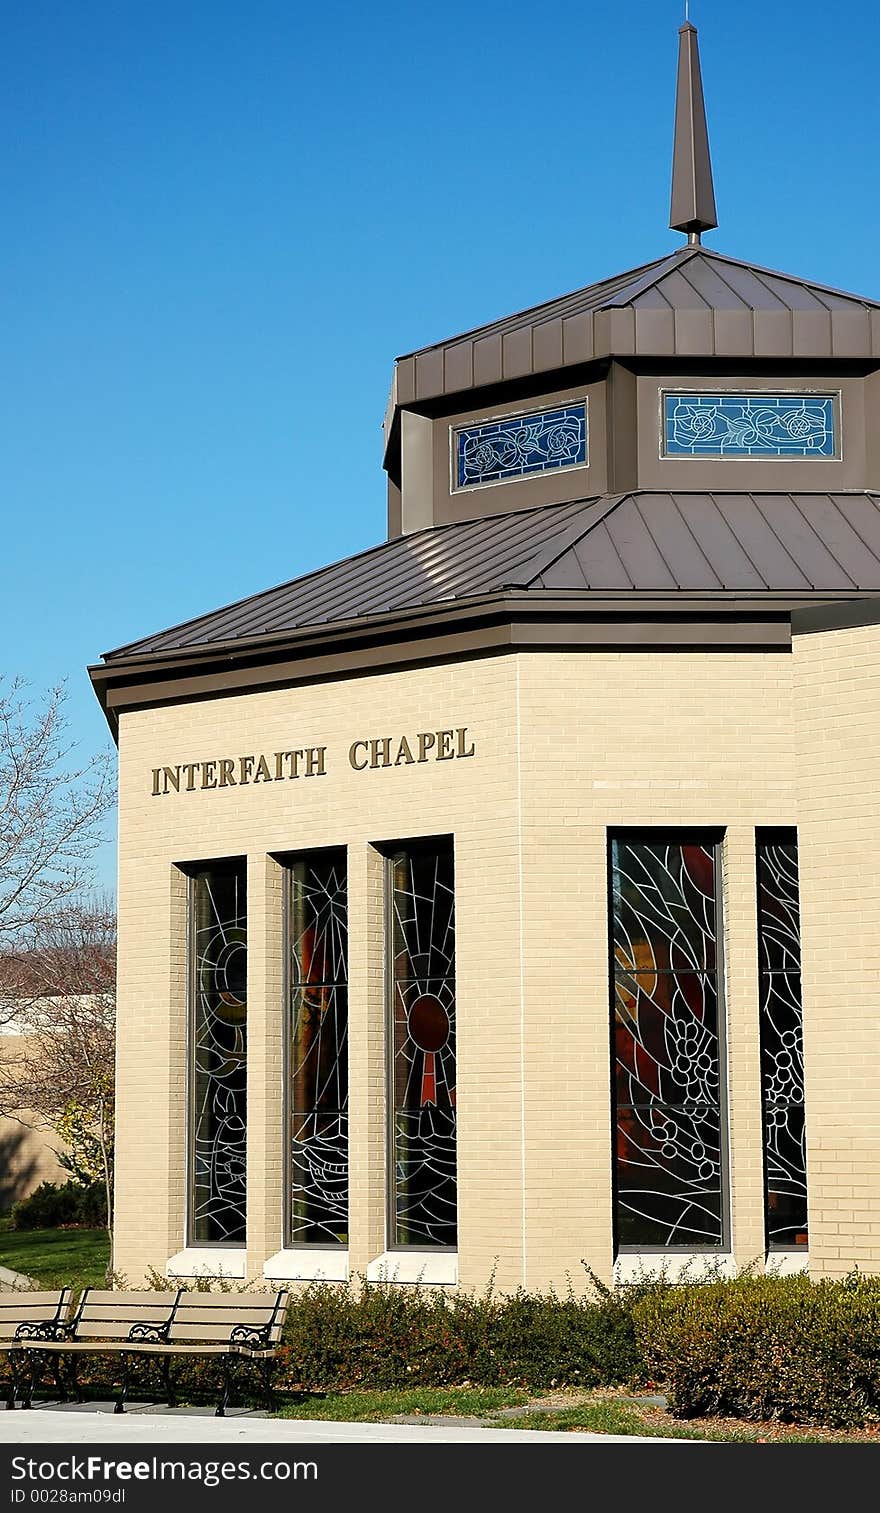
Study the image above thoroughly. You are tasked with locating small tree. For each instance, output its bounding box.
[0,677,113,979]
[0,903,116,1242]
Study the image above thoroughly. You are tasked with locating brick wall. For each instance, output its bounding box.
[113,641,829,1289]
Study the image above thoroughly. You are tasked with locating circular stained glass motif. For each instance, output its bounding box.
[408,994,450,1053]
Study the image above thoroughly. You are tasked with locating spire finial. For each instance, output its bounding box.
[669,20,717,244]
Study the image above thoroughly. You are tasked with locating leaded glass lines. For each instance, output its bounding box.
[189,861,247,1245]
[289,852,348,1245]
[610,838,726,1249]
[757,832,807,1249]
[662,391,836,458]
[453,403,587,489]
[390,841,457,1248]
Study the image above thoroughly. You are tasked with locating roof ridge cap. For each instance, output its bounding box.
[699,247,880,308]
[600,249,700,308]
[517,494,630,588]
[394,254,675,360]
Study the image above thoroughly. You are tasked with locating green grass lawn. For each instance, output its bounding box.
[272,1387,872,1442]
[274,1387,529,1421]
[0,1218,110,1290]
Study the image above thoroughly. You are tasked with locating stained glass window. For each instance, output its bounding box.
[453,402,587,489]
[757,831,807,1249]
[189,860,247,1245]
[288,850,348,1246]
[610,836,726,1249]
[662,391,836,458]
[389,839,457,1247]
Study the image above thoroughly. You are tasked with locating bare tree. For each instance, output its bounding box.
[0,677,113,980]
[0,902,116,1241]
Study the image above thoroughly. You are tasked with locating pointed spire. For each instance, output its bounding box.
[669,21,717,243]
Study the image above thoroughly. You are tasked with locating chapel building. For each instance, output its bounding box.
[92,25,880,1288]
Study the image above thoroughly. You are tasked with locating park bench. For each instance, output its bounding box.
[16,1288,290,1416]
[0,1289,74,1411]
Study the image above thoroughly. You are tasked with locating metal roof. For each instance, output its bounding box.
[386,248,880,432]
[104,490,880,662]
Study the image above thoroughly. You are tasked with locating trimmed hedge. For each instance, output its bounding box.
[632,1271,880,1429]
[276,1275,643,1391]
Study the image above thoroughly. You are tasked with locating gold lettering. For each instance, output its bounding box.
[417,732,435,763]
[254,754,272,783]
[369,737,391,769]
[456,727,475,758]
[436,730,455,760]
[218,758,236,787]
[151,768,161,796]
[305,746,326,776]
[349,739,369,771]
[202,761,217,789]
[274,751,292,781]
[239,755,255,784]
[394,736,415,766]
[162,765,180,793]
[182,763,199,791]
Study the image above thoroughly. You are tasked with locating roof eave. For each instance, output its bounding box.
[89,586,875,742]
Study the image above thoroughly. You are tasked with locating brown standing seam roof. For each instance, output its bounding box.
[398,248,880,359]
[103,490,880,661]
[386,248,880,434]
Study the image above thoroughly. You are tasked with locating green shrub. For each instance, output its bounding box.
[275,1272,645,1393]
[10,1180,108,1232]
[633,1271,880,1429]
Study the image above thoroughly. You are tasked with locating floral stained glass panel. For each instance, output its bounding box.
[190,861,247,1245]
[390,841,456,1247]
[611,838,725,1248]
[454,403,587,488]
[662,392,836,458]
[289,851,348,1246]
[757,832,807,1249]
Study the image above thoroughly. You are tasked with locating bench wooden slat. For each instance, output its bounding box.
[168,1292,278,1309]
[80,1291,178,1307]
[0,1289,73,1345]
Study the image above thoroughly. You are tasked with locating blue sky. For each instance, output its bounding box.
[3,0,879,893]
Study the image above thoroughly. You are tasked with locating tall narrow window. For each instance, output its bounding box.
[757,830,807,1249]
[189,860,247,1245]
[288,850,349,1246]
[389,839,456,1248]
[610,835,726,1249]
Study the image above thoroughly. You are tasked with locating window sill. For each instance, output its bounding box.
[614,1252,737,1284]
[366,1251,458,1286]
[766,1251,809,1275]
[166,1248,246,1281]
[263,1249,349,1283]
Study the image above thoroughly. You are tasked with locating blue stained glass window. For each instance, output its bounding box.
[662,392,837,459]
[454,402,587,489]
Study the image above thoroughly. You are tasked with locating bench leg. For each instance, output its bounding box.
[7,1353,19,1411]
[114,1354,131,1414]
[215,1355,233,1418]
[162,1356,176,1409]
[51,1353,67,1402]
[260,1358,275,1413]
[21,1352,43,1410]
[64,1355,79,1403]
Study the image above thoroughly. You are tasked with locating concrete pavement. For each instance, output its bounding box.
[0,1402,691,1444]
